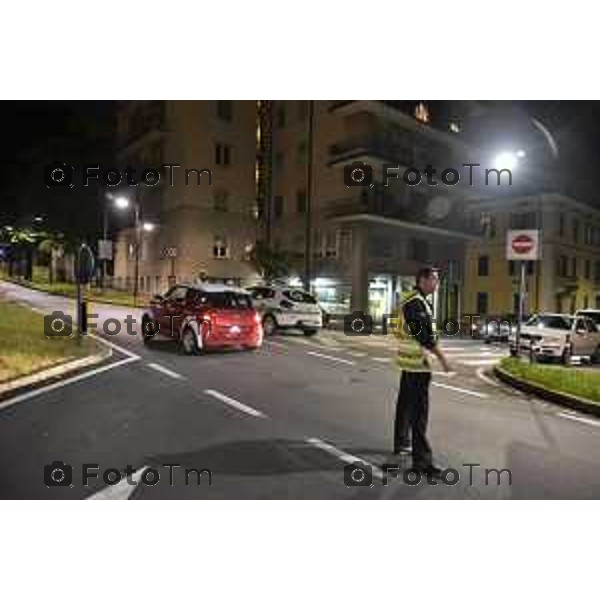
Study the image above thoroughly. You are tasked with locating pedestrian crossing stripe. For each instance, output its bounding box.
[459,359,503,366]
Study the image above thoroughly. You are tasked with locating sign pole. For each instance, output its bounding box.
[516,259,526,356]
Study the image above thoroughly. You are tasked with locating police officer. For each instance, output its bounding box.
[392,267,451,477]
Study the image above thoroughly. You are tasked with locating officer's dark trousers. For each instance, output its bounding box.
[394,370,432,466]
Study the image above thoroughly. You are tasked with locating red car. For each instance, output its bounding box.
[141,283,263,354]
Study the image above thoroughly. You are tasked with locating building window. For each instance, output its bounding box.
[273,196,283,220]
[212,236,229,259]
[216,100,233,121]
[414,102,430,123]
[572,218,579,243]
[526,261,534,276]
[215,143,232,166]
[509,212,536,229]
[585,259,591,279]
[296,139,307,165]
[476,292,488,315]
[277,104,286,128]
[296,189,307,214]
[478,255,489,277]
[585,224,593,245]
[213,190,229,212]
[558,255,568,277]
[558,214,565,237]
[595,261,600,282]
[584,295,589,309]
[572,257,578,278]
[509,261,516,277]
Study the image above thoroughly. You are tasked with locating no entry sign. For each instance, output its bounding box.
[506,229,540,261]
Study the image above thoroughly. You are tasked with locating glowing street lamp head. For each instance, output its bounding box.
[142,222,156,232]
[493,151,519,171]
[114,196,130,210]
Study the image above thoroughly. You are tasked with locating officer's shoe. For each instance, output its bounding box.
[393,442,412,455]
[414,464,444,478]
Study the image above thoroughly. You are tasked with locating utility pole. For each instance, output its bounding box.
[304,100,315,292]
[132,188,141,307]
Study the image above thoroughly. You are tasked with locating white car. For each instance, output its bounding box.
[247,285,323,336]
[509,313,600,364]
[576,309,600,329]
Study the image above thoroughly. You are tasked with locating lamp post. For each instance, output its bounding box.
[112,190,156,307]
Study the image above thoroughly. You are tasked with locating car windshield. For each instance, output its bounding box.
[190,291,252,309]
[283,290,317,304]
[578,312,600,326]
[525,315,573,330]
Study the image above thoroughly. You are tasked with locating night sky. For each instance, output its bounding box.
[1,100,599,241]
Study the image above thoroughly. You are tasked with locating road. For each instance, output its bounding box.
[2,280,600,499]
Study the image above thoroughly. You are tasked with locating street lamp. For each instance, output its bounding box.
[111,190,157,306]
[493,150,525,171]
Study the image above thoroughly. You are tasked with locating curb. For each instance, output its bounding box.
[494,365,600,418]
[0,343,112,400]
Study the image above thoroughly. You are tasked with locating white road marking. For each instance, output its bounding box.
[433,371,457,377]
[371,357,391,363]
[441,352,501,359]
[432,381,488,399]
[306,437,384,481]
[347,351,367,357]
[0,330,142,411]
[460,359,502,366]
[203,389,267,418]
[264,340,288,348]
[146,362,185,380]
[87,465,150,500]
[557,411,600,428]
[476,367,501,387]
[306,351,355,366]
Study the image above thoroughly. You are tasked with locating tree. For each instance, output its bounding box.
[250,241,293,282]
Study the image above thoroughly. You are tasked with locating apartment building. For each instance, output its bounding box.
[265,100,480,319]
[113,100,260,294]
[463,193,600,315]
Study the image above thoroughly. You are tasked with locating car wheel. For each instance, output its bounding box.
[303,329,317,337]
[141,317,155,345]
[592,345,600,364]
[180,326,199,356]
[262,314,278,336]
[483,338,491,344]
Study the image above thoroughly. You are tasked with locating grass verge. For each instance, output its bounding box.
[499,357,600,405]
[0,300,99,384]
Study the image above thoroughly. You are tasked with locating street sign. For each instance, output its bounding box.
[506,229,541,261]
[163,246,177,258]
[76,244,96,284]
[98,239,113,261]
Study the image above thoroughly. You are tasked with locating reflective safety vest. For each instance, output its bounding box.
[390,290,435,372]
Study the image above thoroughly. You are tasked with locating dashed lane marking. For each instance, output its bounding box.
[203,389,267,419]
[146,363,185,380]
[306,351,355,366]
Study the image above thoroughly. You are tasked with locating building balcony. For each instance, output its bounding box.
[322,192,479,239]
[329,134,414,167]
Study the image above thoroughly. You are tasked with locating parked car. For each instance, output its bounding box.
[246,285,323,336]
[141,283,263,355]
[471,315,515,343]
[509,313,600,364]
[576,309,600,328]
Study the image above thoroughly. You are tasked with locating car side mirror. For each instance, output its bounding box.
[151,294,163,304]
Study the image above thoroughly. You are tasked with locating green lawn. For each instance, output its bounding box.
[1,267,148,307]
[0,300,98,384]
[499,357,600,404]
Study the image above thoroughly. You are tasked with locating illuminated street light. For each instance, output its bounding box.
[142,222,156,232]
[493,151,519,171]
[114,196,130,210]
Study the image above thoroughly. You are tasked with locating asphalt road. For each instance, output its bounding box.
[2,280,600,500]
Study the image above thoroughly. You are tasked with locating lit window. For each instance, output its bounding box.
[415,102,430,124]
[213,237,229,259]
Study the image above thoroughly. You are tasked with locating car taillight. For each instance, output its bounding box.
[253,312,261,324]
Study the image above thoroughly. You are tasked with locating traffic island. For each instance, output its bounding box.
[0,300,110,399]
[494,357,600,417]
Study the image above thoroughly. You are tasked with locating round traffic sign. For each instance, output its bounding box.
[511,234,534,254]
